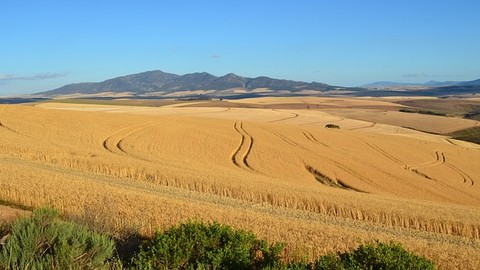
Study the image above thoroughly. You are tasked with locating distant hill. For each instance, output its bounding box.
[362,78,480,89]
[38,70,338,97]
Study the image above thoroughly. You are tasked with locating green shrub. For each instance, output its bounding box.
[0,207,116,270]
[316,241,435,270]
[130,221,284,270]
[314,254,344,270]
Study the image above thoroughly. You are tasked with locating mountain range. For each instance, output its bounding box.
[38,70,340,97]
[36,70,480,99]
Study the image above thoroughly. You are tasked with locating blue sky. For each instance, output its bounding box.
[1,0,479,95]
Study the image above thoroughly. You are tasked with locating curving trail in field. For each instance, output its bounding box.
[363,141,441,181]
[364,141,407,168]
[349,122,376,131]
[406,151,445,171]
[268,109,299,123]
[301,130,329,147]
[102,121,157,159]
[443,154,475,186]
[265,129,308,151]
[231,121,254,171]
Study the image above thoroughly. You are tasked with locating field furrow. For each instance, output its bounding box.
[268,109,299,123]
[0,122,19,134]
[231,121,254,171]
[102,121,156,157]
[364,141,407,168]
[444,158,475,186]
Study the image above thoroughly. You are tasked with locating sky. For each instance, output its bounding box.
[1,0,480,96]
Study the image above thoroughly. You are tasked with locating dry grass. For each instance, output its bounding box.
[1,98,480,269]
[0,205,29,225]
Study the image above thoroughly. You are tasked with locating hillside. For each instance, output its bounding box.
[38,70,337,97]
[362,78,480,89]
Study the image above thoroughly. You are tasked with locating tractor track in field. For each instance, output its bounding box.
[266,129,308,151]
[231,121,254,171]
[262,126,379,189]
[263,127,378,190]
[365,141,477,188]
[442,153,475,186]
[102,121,157,160]
[406,151,445,171]
[362,142,480,200]
[0,122,19,134]
[445,139,458,146]
[349,122,376,131]
[364,142,440,181]
[301,130,329,147]
[268,109,299,123]
[364,142,407,168]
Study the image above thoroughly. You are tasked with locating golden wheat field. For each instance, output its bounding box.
[1,97,480,269]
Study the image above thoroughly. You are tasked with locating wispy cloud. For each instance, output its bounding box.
[0,72,68,82]
[402,72,428,78]
[210,54,221,59]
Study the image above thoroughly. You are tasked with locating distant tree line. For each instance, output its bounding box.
[398,109,446,116]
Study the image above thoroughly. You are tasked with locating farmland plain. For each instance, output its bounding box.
[1,97,480,269]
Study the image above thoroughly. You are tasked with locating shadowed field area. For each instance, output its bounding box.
[1,97,480,269]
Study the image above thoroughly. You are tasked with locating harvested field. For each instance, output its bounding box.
[322,109,479,134]
[1,97,480,269]
[395,98,480,117]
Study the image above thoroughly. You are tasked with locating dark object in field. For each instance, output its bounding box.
[325,124,340,129]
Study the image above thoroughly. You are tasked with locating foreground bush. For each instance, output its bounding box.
[336,241,436,270]
[0,208,116,270]
[131,221,284,269]
[283,241,435,270]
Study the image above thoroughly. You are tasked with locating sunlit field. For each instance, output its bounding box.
[1,97,480,269]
